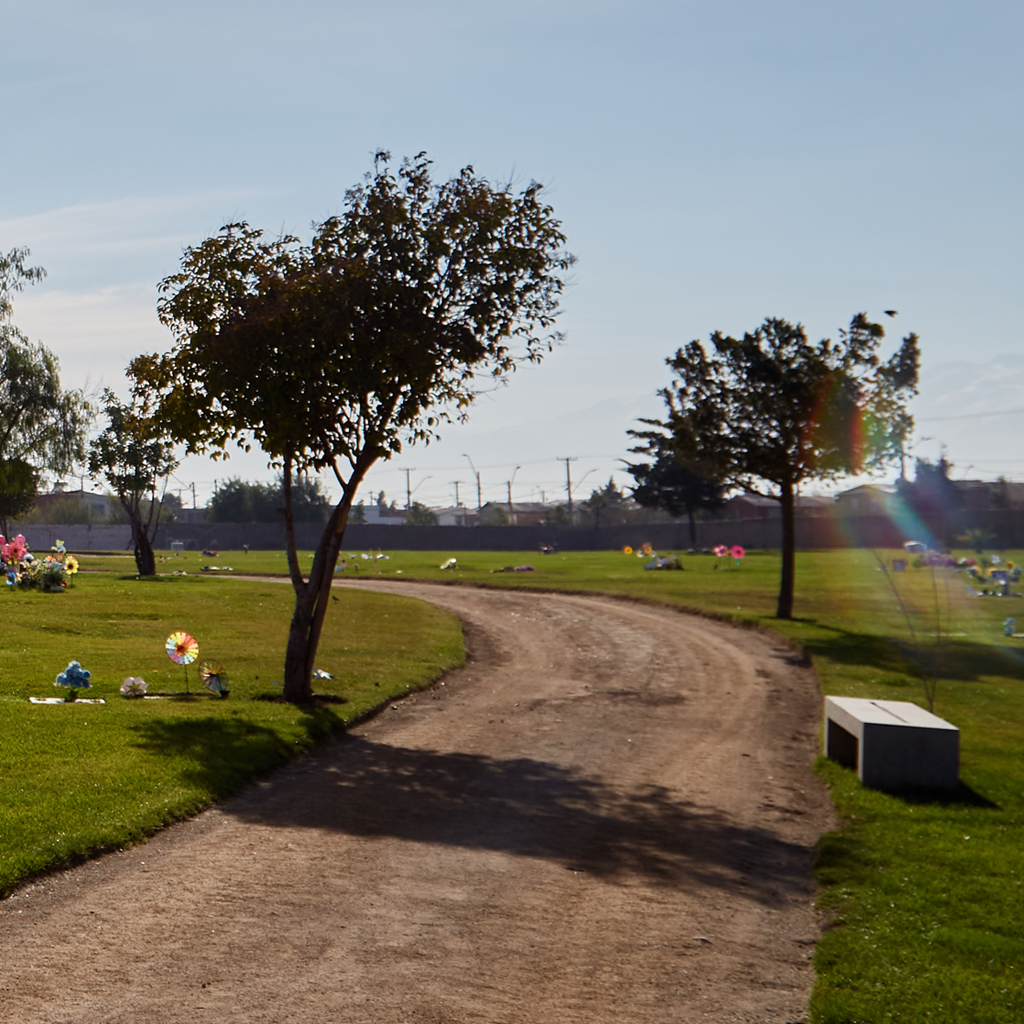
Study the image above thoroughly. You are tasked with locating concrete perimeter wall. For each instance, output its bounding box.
[14,509,1024,554]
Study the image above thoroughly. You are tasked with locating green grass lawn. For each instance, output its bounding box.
[6,544,1023,1020]
[0,568,464,896]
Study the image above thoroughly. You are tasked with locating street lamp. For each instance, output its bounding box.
[462,453,482,523]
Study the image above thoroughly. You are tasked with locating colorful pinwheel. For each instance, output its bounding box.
[198,659,229,697]
[166,632,199,665]
[166,631,199,693]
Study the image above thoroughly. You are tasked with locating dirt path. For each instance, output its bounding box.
[0,582,835,1024]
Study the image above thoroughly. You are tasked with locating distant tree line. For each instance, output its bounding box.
[206,476,331,524]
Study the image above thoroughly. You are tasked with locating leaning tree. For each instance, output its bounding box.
[647,314,918,618]
[88,390,179,576]
[133,152,574,702]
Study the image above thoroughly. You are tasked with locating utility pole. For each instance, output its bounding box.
[507,465,520,524]
[451,480,463,508]
[399,468,416,509]
[191,482,197,509]
[558,456,578,522]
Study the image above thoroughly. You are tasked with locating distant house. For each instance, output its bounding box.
[33,487,113,521]
[479,501,554,526]
[725,491,834,520]
[833,484,901,517]
[433,505,478,527]
[363,505,406,526]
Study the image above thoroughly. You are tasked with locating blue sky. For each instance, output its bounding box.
[3,1,1022,509]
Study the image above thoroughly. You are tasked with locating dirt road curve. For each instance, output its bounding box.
[0,583,835,1024]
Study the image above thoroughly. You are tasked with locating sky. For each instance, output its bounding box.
[3,1,1022,511]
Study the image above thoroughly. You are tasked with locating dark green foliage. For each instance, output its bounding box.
[207,475,330,524]
[899,456,962,517]
[134,151,573,701]
[646,314,918,618]
[581,478,629,528]
[88,390,178,576]
[625,444,724,544]
[404,500,437,526]
[544,504,570,526]
[0,458,38,537]
[0,247,90,529]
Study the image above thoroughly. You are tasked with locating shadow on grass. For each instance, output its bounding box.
[820,758,1000,810]
[221,734,815,902]
[801,623,1024,684]
[887,779,999,810]
[130,709,343,801]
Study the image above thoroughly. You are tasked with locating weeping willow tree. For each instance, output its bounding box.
[0,247,91,537]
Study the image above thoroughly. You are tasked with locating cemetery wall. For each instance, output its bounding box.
[13,509,1024,555]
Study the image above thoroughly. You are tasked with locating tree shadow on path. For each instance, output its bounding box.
[212,732,815,905]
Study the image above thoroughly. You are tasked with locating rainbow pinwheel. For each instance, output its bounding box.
[166,631,200,694]
[166,632,199,665]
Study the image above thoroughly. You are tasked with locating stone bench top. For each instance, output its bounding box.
[826,696,958,731]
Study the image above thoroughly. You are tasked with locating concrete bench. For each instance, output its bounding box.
[824,696,960,791]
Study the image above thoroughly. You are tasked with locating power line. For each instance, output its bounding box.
[918,407,1024,421]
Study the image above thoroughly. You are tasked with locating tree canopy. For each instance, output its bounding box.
[88,390,178,576]
[646,314,919,618]
[404,500,438,526]
[581,478,629,528]
[0,247,90,536]
[207,475,330,524]
[135,151,574,701]
[625,445,725,544]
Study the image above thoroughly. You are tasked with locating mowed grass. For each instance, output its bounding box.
[8,544,1024,1020]
[178,542,1019,1024]
[0,568,464,896]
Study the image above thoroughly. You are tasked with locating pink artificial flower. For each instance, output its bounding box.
[731,545,746,560]
[713,544,729,557]
[6,535,28,562]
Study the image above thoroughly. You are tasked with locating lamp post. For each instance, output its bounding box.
[463,454,482,524]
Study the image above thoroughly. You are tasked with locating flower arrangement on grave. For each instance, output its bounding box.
[711,543,745,568]
[55,660,92,701]
[121,676,148,698]
[1,537,79,591]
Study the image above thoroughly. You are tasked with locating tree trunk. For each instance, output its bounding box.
[281,520,347,702]
[776,481,795,619]
[279,450,377,703]
[131,517,156,576]
[281,482,357,703]
[686,507,697,546]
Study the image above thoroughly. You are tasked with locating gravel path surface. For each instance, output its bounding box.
[0,582,835,1024]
